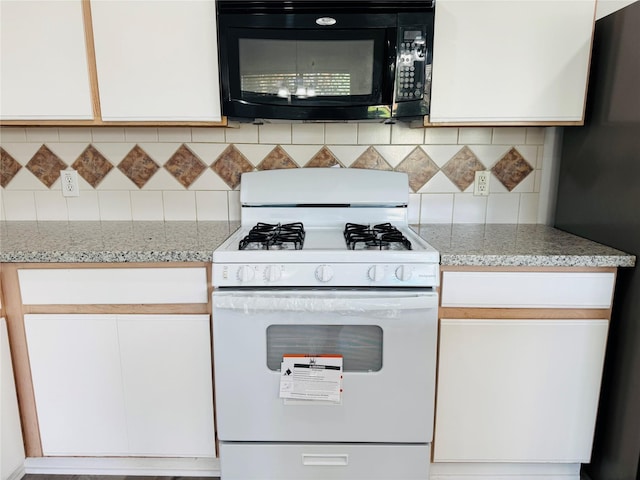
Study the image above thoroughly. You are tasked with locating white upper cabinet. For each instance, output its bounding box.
[0,0,93,120]
[429,0,597,123]
[90,0,222,122]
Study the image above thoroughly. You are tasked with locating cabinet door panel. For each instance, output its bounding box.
[24,314,128,456]
[430,0,596,122]
[91,0,221,121]
[1,318,25,478]
[434,319,608,462]
[0,0,93,120]
[117,314,215,457]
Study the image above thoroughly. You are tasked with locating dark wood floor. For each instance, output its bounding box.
[23,472,592,480]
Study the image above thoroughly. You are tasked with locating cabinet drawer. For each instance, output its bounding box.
[218,443,430,480]
[441,271,615,308]
[18,268,207,304]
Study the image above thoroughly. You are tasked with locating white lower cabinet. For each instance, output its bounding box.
[1,318,26,480]
[434,318,609,462]
[25,314,215,458]
[118,315,215,457]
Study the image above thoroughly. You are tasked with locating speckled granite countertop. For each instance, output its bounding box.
[0,221,239,263]
[413,223,635,267]
[0,221,635,267]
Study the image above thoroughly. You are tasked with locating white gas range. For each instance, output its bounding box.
[212,168,440,480]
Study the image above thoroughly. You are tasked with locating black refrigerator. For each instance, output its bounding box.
[554,2,640,480]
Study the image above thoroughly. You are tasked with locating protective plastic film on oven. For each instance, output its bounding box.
[266,324,383,372]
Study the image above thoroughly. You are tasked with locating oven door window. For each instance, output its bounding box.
[227,29,387,106]
[266,325,383,372]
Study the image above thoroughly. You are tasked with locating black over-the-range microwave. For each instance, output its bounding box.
[217,0,435,122]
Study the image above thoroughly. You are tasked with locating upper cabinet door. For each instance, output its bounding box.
[0,0,93,120]
[90,0,221,122]
[429,0,596,124]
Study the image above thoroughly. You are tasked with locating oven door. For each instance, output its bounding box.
[212,288,438,443]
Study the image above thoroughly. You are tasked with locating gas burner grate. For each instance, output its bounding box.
[344,222,412,250]
[239,222,305,250]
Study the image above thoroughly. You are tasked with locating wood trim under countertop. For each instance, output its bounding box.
[440,265,618,273]
[439,307,612,320]
[0,262,213,458]
[23,303,209,315]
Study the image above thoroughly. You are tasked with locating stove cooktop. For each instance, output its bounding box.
[237,222,418,252]
[212,169,440,287]
[213,222,439,288]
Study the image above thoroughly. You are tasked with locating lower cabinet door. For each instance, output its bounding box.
[25,314,128,456]
[2,318,26,477]
[25,314,215,457]
[118,314,215,457]
[434,319,609,462]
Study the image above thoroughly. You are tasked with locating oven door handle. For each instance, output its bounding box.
[212,291,438,312]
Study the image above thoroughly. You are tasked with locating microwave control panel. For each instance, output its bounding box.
[395,27,427,102]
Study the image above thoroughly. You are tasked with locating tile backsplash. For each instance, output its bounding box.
[0,124,546,223]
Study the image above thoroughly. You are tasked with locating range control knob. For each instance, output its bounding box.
[395,265,413,282]
[367,265,385,282]
[264,265,282,282]
[237,265,255,282]
[315,265,334,283]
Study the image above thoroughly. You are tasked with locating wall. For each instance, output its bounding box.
[0,123,547,224]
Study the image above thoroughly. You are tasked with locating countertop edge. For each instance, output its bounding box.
[440,254,636,268]
[0,221,636,268]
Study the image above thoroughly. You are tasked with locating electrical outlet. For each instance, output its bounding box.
[474,170,490,196]
[60,169,79,197]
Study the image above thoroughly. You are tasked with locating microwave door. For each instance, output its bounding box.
[219,27,394,120]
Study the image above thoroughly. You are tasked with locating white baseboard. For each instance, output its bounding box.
[21,457,580,479]
[24,456,221,477]
[430,462,581,480]
[5,464,26,480]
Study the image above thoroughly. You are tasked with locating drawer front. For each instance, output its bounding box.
[18,268,207,304]
[441,271,615,308]
[218,443,430,480]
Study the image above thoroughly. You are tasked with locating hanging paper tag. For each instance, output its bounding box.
[279,354,343,403]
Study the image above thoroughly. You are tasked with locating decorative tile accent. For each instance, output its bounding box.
[351,146,392,171]
[212,145,254,189]
[26,145,67,188]
[72,145,113,188]
[258,145,298,171]
[442,146,485,192]
[395,147,439,192]
[305,146,342,168]
[492,147,534,191]
[164,144,207,188]
[0,148,22,188]
[118,145,160,189]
